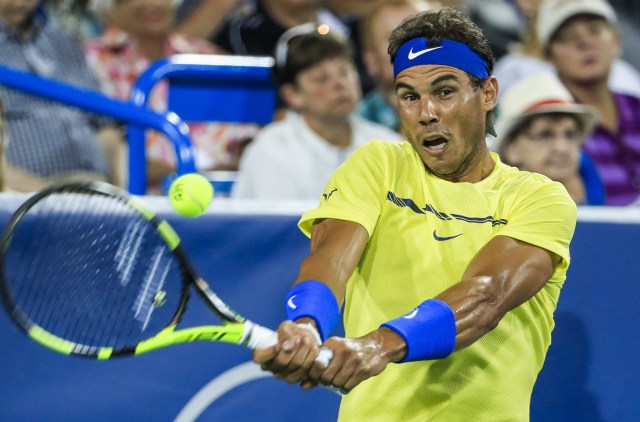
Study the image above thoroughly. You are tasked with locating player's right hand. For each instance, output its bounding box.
[252,320,321,384]
[301,327,407,393]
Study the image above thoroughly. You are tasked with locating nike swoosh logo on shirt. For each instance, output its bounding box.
[433,230,463,241]
[287,295,297,309]
[408,46,444,60]
[322,188,338,200]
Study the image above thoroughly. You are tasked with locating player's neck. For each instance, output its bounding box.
[430,149,496,184]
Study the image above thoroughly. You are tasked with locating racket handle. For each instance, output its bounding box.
[244,322,341,393]
[244,323,335,365]
[244,323,279,349]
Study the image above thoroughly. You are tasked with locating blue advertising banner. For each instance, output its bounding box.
[0,195,638,421]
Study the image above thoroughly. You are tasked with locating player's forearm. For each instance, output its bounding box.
[295,253,349,306]
[294,218,369,305]
[436,277,504,350]
[369,327,408,363]
[437,236,558,350]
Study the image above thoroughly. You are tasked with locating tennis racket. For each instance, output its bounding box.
[0,181,333,368]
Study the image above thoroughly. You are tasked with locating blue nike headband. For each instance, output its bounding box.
[393,38,490,79]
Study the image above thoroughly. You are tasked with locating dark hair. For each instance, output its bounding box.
[388,7,497,135]
[273,31,354,87]
[388,7,495,89]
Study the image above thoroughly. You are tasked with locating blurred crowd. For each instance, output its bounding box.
[0,0,638,206]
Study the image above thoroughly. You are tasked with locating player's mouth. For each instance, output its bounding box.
[422,136,448,154]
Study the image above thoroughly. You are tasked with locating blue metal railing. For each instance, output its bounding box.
[0,55,275,194]
[127,54,275,193]
[0,64,196,194]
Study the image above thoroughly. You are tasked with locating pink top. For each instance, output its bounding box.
[84,27,259,178]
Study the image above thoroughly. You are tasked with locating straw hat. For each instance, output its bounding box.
[493,72,598,153]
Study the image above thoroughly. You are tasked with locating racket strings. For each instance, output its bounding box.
[3,192,184,352]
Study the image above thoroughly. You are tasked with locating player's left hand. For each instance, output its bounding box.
[253,320,321,384]
[301,327,407,393]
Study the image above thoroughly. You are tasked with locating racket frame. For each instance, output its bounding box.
[0,181,272,359]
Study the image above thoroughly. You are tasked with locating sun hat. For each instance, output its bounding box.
[493,72,598,152]
[537,0,617,48]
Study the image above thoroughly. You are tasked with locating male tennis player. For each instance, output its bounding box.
[254,7,576,421]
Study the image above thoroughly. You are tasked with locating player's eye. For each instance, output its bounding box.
[400,92,418,102]
[437,88,454,98]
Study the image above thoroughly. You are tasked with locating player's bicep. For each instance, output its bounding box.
[295,218,369,306]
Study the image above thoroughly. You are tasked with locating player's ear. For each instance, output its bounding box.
[482,77,499,112]
[280,83,304,110]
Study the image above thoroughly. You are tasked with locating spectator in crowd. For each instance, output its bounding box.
[602,0,640,72]
[467,0,521,60]
[494,0,640,98]
[426,0,521,61]
[85,0,260,192]
[321,0,378,98]
[357,0,433,132]
[0,0,124,192]
[539,0,640,206]
[212,0,349,57]
[494,73,604,205]
[232,26,402,200]
[175,0,242,40]
[325,0,371,18]
[209,0,378,95]
[43,0,104,40]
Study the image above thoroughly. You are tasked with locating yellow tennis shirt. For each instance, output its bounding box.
[299,140,577,421]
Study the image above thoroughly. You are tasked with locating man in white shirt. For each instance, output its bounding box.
[232,24,402,200]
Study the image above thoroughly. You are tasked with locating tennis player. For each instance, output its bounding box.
[254,7,577,421]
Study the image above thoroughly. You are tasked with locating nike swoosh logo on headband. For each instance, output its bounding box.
[408,45,444,60]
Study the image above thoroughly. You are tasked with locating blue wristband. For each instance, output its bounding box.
[285,280,340,342]
[381,299,456,362]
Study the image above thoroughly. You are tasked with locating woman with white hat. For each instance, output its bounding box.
[494,72,603,205]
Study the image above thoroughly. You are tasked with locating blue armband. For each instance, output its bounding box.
[285,280,340,342]
[380,299,456,362]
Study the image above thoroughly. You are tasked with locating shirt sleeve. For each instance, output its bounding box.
[496,178,577,275]
[298,140,391,238]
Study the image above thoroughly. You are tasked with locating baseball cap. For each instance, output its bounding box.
[537,0,617,47]
[493,72,598,153]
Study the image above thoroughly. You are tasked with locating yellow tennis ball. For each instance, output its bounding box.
[168,173,214,217]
